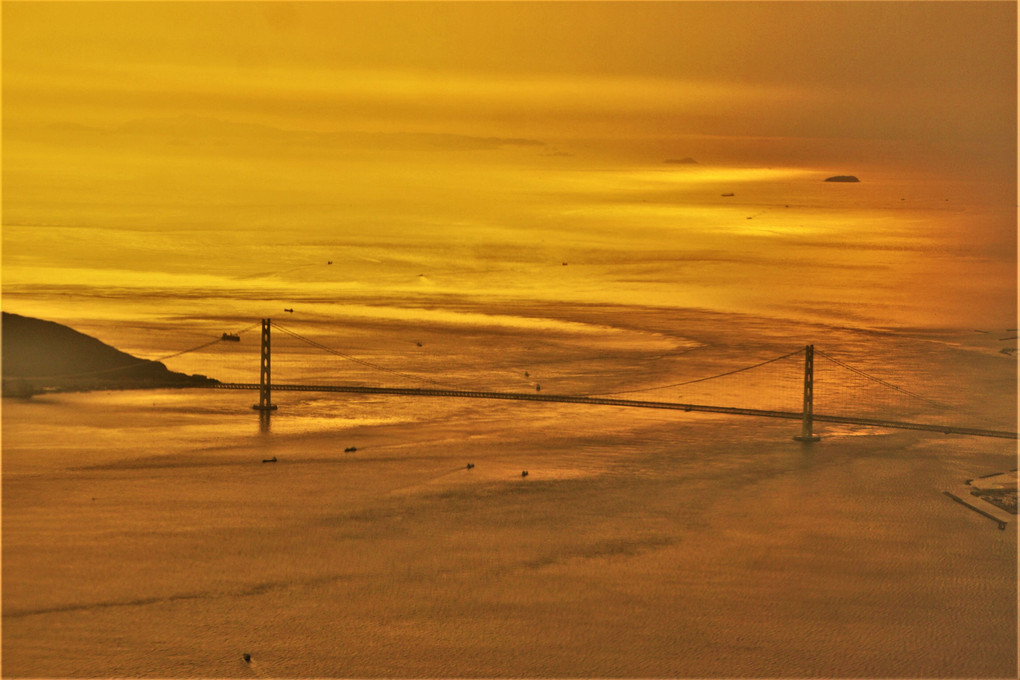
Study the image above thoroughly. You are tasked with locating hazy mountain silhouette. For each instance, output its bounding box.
[2,312,216,396]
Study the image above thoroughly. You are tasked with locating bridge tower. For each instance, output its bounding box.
[794,344,820,442]
[252,318,278,412]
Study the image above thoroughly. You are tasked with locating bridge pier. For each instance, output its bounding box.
[252,318,278,413]
[793,344,820,442]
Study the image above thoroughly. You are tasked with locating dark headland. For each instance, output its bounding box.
[824,175,860,182]
[1,312,217,397]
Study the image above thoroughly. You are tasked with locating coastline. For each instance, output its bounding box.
[964,469,1018,516]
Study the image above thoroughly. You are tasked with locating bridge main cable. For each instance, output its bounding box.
[269,322,448,386]
[813,348,946,409]
[584,347,804,397]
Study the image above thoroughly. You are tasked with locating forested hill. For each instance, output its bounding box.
[2,312,217,396]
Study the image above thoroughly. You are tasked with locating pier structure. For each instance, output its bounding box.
[252,318,278,412]
[230,319,1015,441]
[794,344,821,442]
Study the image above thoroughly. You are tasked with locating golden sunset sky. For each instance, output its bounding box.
[5,2,1015,156]
[2,1,1017,327]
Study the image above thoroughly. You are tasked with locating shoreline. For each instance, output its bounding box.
[944,469,1018,529]
[966,469,1018,513]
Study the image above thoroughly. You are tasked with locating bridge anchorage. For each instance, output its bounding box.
[222,319,1015,441]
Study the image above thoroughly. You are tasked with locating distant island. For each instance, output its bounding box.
[665,157,698,164]
[824,175,860,182]
[2,312,218,397]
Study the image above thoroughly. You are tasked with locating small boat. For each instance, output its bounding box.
[284,308,294,313]
[221,333,240,342]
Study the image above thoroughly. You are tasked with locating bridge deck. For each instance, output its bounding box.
[206,383,1018,440]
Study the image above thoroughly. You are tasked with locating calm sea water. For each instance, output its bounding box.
[3,151,1016,332]
[2,296,1016,677]
[3,144,1018,676]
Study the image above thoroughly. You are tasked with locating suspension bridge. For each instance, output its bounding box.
[197,319,1014,441]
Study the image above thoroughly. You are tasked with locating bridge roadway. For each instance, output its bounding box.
[207,383,1018,440]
